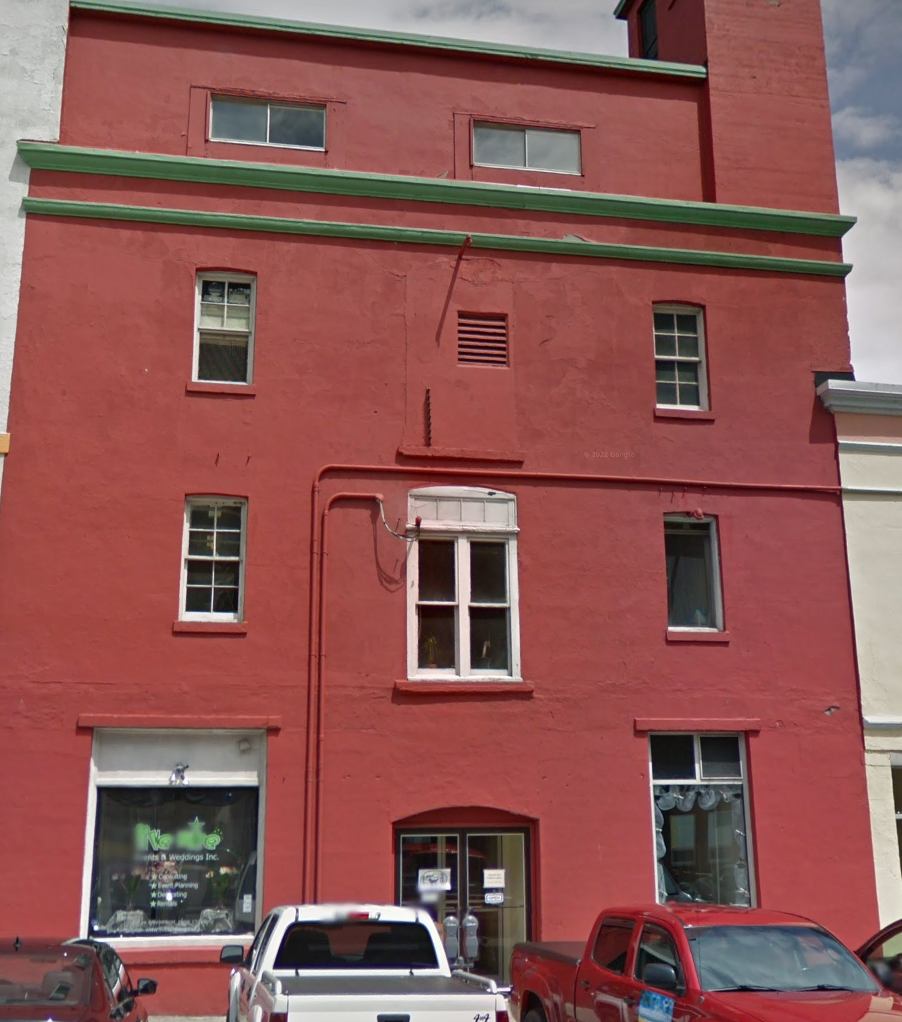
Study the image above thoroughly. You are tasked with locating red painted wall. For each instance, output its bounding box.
[0,1,871,1015]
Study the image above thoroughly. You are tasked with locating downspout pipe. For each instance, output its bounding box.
[304,462,842,899]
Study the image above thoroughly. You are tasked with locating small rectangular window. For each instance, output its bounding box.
[195,274,256,385]
[181,499,247,621]
[210,96,326,150]
[639,0,659,60]
[653,306,707,410]
[664,516,723,630]
[650,733,752,906]
[458,313,509,366]
[473,122,581,175]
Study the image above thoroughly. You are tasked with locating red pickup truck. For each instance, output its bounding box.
[510,904,902,1022]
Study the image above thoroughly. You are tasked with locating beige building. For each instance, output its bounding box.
[820,380,902,925]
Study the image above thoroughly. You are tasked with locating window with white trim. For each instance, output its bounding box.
[194,274,256,385]
[408,487,520,680]
[180,499,247,621]
[653,305,708,409]
[210,96,326,150]
[665,515,723,630]
[650,733,753,906]
[84,730,264,941]
[473,122,581,175]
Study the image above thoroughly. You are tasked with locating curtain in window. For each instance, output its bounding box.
[654,784,750,906]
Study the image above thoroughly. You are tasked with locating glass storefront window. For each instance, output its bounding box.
[89,787,258,938]
[651,734,753,907]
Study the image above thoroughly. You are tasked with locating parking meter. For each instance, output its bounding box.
[462,912,479,964]
[443,914,459,964]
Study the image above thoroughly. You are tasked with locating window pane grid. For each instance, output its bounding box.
[473,122,580,174]
[653,308,704,408]
[183,503,244,620]
[210,96,326,150]
[196,276,254,385]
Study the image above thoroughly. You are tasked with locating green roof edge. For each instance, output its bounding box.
[17,142,856,239]
[613,0,635,19]
[21,196,852,277]
[69,0,707,79]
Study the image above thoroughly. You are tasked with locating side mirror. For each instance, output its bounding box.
[220,945,246,966]
[134,978,157,997]
[642,962,679,992]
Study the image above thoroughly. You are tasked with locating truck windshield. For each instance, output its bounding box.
[687,925,879,994]
[273,922,439,970]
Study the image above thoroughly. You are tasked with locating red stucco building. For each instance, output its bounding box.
[2,0,874,1013]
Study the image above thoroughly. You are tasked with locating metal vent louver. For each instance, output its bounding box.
[457,313,509,366]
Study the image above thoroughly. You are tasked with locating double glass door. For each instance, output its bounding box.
[397,829,529,983]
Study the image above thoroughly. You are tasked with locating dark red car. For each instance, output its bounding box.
[0,939,156,1022]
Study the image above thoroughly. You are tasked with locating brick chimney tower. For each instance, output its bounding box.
[615,0,839,213]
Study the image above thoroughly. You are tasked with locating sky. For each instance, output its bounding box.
[122,0,902,383]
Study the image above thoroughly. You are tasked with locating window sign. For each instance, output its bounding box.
[418,868,452,892]
[89,787,258,937]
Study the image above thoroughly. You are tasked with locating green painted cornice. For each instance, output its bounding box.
[17,142,856,239]
[70,0,706,79]
[614,0,635,18]
[21,196,852,277]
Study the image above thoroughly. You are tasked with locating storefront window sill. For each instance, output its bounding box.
[666,629,730,644]
[186,381,256,397]
[394,680,533,696]
[654,408,715,422]
[172,620,248,635]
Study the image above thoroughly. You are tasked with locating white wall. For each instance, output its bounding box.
[838,439,902,923]
[840,449,902,722]
[0,0,69,493]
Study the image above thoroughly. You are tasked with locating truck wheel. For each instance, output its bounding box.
[524,1009,547,1022]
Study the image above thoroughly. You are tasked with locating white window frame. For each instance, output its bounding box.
[180,498,248,622]
[472,121,582,176]
[407,487,521,681]
[209,96,327,152]
[80,729,266,948]
[664,514,724,632]
[193,272,256,385]
[647,732,756,907]
[653,304,708,410]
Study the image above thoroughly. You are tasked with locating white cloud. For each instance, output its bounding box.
[838,157,902,383]
[160,0,628,52]
[832,106,901,152]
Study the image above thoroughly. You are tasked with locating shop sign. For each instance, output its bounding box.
[418,868,452,891]
[483,869,505,889]
[484,891,504,905]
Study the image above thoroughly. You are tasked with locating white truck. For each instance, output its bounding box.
[219,904,508,1022]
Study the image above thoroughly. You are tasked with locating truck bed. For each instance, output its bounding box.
[275,976,496,997]
[512,942,583,966]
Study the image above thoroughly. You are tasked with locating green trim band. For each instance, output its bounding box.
[614,0,635,18]
[21,197,852,277]
[70,0,707,79]
[17,142,856,239]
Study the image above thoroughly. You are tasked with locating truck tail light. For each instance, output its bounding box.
[270,1012,288,1022]
[496,1011,509,1022]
